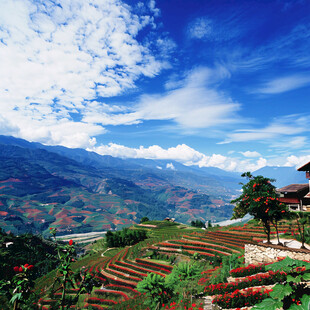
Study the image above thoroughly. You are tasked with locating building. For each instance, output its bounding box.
[277,161,310,212]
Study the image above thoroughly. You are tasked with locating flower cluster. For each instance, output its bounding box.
[212,287,273,308]
[13,264,34,273]
[160,301,204,310]
[204,270,287,295]
[230,264,265,277]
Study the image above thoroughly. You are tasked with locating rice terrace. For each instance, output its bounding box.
[1,0,310,309]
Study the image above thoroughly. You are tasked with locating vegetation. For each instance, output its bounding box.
[253,257,310,310]
[231,172,288,243]
[0,228,58,281]
[290,211,310,248]
[105,228,148,247]
[190,220,206,228]
[1,165,310,310]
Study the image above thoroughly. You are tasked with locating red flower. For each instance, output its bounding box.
[24,263,29,268]
[69,239,73,246]
[19,266,23,272]
[27,265,34,271]
[13,266,19,272]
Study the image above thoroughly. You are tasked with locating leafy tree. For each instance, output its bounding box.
[165,262,202,302]
[140,216,150,223]
[105,228,147,248]
[190,220,206,228]
[290,212,310,249]
[231,172,288,244]
[136,273,168,309]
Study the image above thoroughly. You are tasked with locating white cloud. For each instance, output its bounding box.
[240,151,261,158]
[255,75,310,94]
[81,66,241,130]
[284,155,310,168]
[89,142,268,172]
[134,67,240,129]
[166,163,175,170]
[0,0,167,148]
[221,115,310,146]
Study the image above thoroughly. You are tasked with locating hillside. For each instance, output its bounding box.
[1,219,309,310]
[0,136,235,235]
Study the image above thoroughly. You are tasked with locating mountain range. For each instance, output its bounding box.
[0,135,306,235]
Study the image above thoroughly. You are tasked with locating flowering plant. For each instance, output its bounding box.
[0,263,35,310]
[230,264,265,277]
[212,287,273,308]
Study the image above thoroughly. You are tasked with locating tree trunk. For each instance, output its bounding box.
[274,221,282,246]
[297,219,306,249]
[263,221,271,244]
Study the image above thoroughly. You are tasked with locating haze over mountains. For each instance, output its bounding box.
[0,135,306,235]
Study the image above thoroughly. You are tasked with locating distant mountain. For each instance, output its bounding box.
[253,166,307,188]
[0,136,236,235]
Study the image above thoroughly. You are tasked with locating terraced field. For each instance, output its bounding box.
[36,221,300,309]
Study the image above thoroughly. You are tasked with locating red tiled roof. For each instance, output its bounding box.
[279,197,300,204]
[277,184,309,193]
[297,161,310,171]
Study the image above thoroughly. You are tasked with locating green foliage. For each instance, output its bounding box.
[165,262,202,301]
[140,216,150,223]
[0,264,35,310]
[105,227,148,247]
[231,172,288,243]
[136,273,168,308]
[49,228,101,310]
[0,228,58,281]
[253,257,310,310]
[190,220,206,228]
[289,212,310,248]
[210,253,244,284]
[149,248,176,264]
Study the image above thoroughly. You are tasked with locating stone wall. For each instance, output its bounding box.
[245,243,310,265]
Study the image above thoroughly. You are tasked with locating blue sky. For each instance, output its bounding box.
[0,0,310,171]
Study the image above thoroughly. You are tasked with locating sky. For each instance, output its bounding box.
[0,0,310,172]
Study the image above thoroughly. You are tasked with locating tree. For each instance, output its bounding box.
[231,172,288,244]
[165,262,202,302]
[190,220,205,228]
[136,273,168,309]
[290,212,310,249]
[140,217,149,223]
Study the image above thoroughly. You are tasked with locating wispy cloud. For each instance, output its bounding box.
[187,15,243,42]
[255,74,310,94]
[220,115,310,147]
[82,66,241,131]
[231,22,310,71]
[0,0,168,147]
